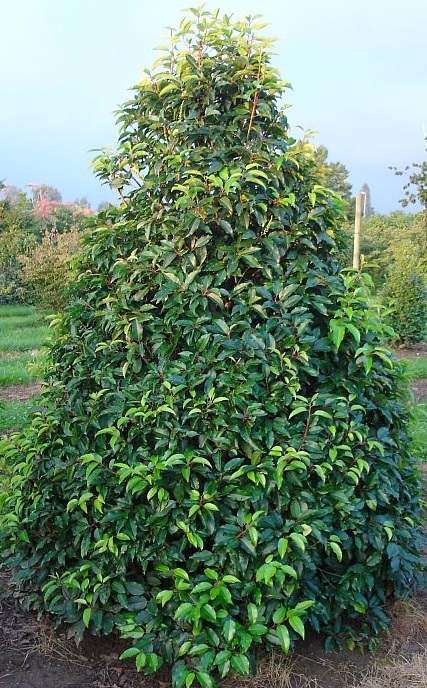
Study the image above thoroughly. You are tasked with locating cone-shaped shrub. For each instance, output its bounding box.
[0,9,424,687]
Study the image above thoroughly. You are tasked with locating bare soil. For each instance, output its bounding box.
[0,384,42,403]
[410,377,427,403]
[0,568,165,688]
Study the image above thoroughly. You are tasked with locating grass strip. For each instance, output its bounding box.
[0,305,51,352]
[409,402,427,462]
[0,305,40,318]
[0,398,40,433]
[404,356,427,380]
[0,353,43,386]
[0,326,50,352]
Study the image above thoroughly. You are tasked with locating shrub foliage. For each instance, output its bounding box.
[353,211,427,289]
[0,9,424,688]
[17,226,82,309]
[0,194,39,303]
[380,255,427,343]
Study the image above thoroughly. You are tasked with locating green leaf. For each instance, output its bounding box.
[125,582,145,596]
[219,196,233,214]
[255,563,277,584]
[192,581,212,594]
[248,623,268,636]
[159,81,180,96]
[329,541,343,562]
[207,291,224,308]
[172,661,188,688]
[294,600,315,612]
[135,652,147,671]
[223,618,236,642]
[288,615,305,639]
[277,624,291,652]
[230,654,250,676]
[174,603,194,621]
[201,603,217,623]
[272,606,287,624]
[345,323,360,344]
[330,320,345,350]
[247,603,258,624]
[384,526,393,541]
[278,537,288,558]
[178,641,192,657]
[188,643,210,656]
[222,575,240,584]
[156,589,174,606]
[290,533,306,552]
[288,407,307,419]
[213,649,232,667]
[185,672,196,688]
[83,607,91,628]
[119,646,141,660]
[196,671,215,688]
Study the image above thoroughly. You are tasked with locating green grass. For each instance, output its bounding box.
[0,353,43,386]
[1,312,49,330]
[397,354,427,461]
[0,305,47,435]
[0,305,50,353]
[409,402,427,461]
[0,305,49,367]
[403,356,427,380]
[0,304,40,318]
[0,399,40,433]
[0,326,50,352]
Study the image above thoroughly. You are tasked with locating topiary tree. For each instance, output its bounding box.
[0,9,424,687]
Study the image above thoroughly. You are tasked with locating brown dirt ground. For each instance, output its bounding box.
[0,384,42,403]
[409,377,427,403]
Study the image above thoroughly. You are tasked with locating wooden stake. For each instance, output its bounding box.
[353,193,362,270]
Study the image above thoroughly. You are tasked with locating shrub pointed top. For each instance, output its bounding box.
[92,8,291,196]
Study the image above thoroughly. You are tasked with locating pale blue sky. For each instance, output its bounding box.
[1,0,425,212]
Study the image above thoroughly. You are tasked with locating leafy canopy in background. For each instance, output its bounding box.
[0,8,424,688]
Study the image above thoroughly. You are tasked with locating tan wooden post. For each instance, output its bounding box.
[353,193,362,270]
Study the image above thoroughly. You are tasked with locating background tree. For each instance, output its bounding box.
[18,225,82,309]
[311,144,353,200]
[33,198,92,234]
[390,137,427,213]
[295,140,355,222]
[97,200,112,213]
[74,196,90,209]
[0,183,90,305]
[358,212,426,283]
[27,182,62,203]
[0,9,423,688]
[0,184,25,205]
[0,190,39,302]
[380,254,427,343]
[341,206,427,342]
